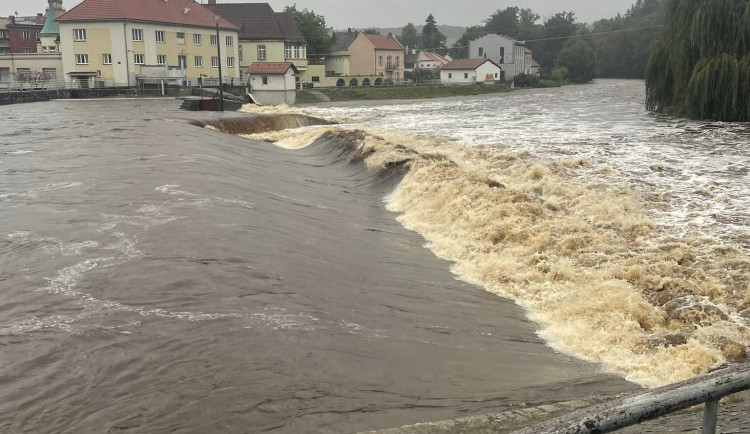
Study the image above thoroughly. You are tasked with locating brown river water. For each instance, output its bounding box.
[1,80,748,432]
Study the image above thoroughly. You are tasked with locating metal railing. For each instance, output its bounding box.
[514,364,750,434]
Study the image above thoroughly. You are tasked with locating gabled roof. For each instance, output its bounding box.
[363,34,404,51]
[330,31,358,52]
[442,58,502,71]
[207,3,305,43]
[247,62,297,75]
[56,0,236,30]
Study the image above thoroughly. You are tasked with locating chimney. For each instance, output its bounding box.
[208,0,216,4]
[388,33,392,37]
[347,28,351,34]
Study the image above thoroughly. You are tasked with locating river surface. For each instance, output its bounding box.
[1,80,747,433]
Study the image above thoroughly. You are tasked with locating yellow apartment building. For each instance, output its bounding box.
[57,0,239,88]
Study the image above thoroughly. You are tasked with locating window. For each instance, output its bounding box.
[262,76,268,85]
[211,56,219,68]
[0,29,7,39]
[193,34,201,45]
[35,32,39,40]
[311,76,320,82]
[464,72,469,78]
[285,45,292,59]
[22,48,31,53]
[238,45,243,60]
[48,46,56,53]
[134,54,144,64]
[478,47,484,57]
[178,55,186,68]
[155,30,165,43]
[42,68,56,80]
[210,34,218,46]
[157,55,167,65]
[227,57,234,67]
[74,29,86,41]
[499,47,505,63]
[176,32,185,44]
[448,73,452,79]
[258,45,266,60]
[378,56,382,66]
[16,68,30,80]
[76,54,88,64]
[103,53,112,64]
[22,30,30,40]
[225,36,233,47]
[293,45,300,58]
[194,56,202,67]
[132,29,143,42]
[387,56,392,68]
[395,56,400,67]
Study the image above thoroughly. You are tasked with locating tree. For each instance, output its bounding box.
[645,0,750,121]
[422,14,447,54]
[361,28,380,35]
[484,7,520,37]
[284,5,331,56]
[528,11,580,71]
[399,23,419,50]
[555,38,596,83]
[450,25,487,59]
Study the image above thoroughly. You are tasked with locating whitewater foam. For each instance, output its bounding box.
[238,123,750,388]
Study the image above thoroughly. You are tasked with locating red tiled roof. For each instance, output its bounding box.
[247,62,296,75]
[57,0,236,29]
[364,34,404,51]
[442,58,500,70]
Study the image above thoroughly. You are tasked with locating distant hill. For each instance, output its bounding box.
[342,25,467,47]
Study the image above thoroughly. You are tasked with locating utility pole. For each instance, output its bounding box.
[215,21,224,111]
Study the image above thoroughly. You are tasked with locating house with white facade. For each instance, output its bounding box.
[440,58,502,85]
[247,61,297,105]
[417,51,451,70]
[469,34,529,81]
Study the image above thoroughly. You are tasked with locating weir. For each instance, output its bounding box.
[189,114,333,135]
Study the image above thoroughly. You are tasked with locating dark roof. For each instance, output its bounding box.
[57,0,236,29]
[247,62,297,74]
[208,3,305,44]
[442,58,501,70]
[330,31,357,52]
[363,34,403,51]
[274,12,305,44]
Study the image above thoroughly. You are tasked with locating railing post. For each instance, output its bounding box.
[702,398,719,434]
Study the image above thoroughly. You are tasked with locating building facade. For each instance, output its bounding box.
[247,61,297,105]
[327,31,405,82]
[206,2,309,84]
[440,58,503,84]
[0,53,63,84]
[469,34,528,81]
[0,17,11,55]
[57,0,240,88]
[7,15,44,54]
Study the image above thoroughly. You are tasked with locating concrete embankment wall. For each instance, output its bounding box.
[0,90,51,105]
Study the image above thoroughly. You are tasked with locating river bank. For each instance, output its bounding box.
[296,83,512,103]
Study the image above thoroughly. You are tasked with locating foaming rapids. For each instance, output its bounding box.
[190,113,332,135]
[232,123,750,389]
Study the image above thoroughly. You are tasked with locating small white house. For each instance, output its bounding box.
[440,58,503,85]
[469,34,525,81]
[247,62,298,105]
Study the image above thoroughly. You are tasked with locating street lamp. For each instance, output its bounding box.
[215,15,224,111]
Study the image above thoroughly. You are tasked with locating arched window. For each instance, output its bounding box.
[374,78,383,86]
[349,78,358,87]
[362,78,371,87]
[336,78,345,87]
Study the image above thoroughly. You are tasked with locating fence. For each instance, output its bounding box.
[514,364,750,434]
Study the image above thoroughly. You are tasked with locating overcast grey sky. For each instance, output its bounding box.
[3,0,639,28]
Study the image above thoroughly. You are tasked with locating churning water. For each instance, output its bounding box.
[0,80,747,433]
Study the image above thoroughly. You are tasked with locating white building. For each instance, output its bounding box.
[440,58,503,85]
[247,61,297,105]
[469,34,528,81]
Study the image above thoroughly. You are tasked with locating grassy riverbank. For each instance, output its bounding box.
[296,83,512,104]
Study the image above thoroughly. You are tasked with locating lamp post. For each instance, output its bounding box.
[215,18,224,111]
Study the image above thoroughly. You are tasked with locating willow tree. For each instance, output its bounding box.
[645,0,750,121]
